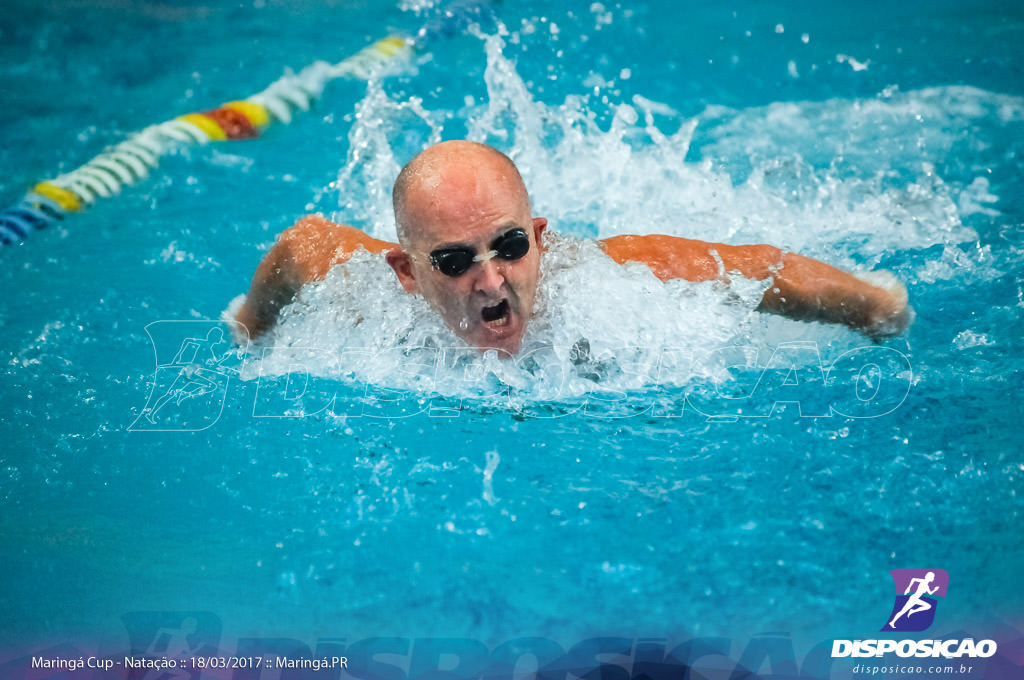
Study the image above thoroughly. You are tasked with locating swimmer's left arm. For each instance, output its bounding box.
[600,234,911,339]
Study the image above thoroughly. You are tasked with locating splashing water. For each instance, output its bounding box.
[244,29,1021,405]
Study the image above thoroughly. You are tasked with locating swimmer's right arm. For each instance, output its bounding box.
[235,215,396,339]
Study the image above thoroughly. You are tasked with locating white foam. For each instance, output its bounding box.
[245,233,768,400]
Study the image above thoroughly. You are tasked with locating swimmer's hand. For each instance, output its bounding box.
[855,270,914,340]
[759,255,914,340]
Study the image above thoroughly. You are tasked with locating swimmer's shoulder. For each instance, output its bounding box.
[599,233,722,282]
[287,214,396,256]
[282,214,397,277]
[237,216,398,341]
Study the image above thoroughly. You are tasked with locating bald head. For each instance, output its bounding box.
[392,141,530,246]
[384,140,547,354]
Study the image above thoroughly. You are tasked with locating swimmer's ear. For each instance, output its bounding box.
[532,217,547,247]
[385,248,420,294]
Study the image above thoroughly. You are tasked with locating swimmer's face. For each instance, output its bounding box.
[387,143,546,355]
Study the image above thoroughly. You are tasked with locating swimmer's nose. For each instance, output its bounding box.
[473,257,505,293]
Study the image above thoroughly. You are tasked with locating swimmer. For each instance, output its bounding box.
[235,140,911,354]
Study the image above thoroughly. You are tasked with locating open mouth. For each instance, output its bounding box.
[481,299,511,327]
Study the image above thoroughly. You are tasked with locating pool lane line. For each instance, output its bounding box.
[0,0,492,246]
[0,35,410,246]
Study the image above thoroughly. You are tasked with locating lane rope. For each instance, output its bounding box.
[1,0,491,246]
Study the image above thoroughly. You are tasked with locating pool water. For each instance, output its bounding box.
[1,0,1022,674]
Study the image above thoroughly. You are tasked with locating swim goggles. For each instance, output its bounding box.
[429,227,531,277]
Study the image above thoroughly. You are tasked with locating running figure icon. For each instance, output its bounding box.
[143,328,239,424]
[881,568,949,632]
[888,571,939,629]
[131,321,246,431]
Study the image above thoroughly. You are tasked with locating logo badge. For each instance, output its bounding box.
[881,568,949,632]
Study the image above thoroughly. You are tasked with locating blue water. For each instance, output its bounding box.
[1,0,1022,669]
